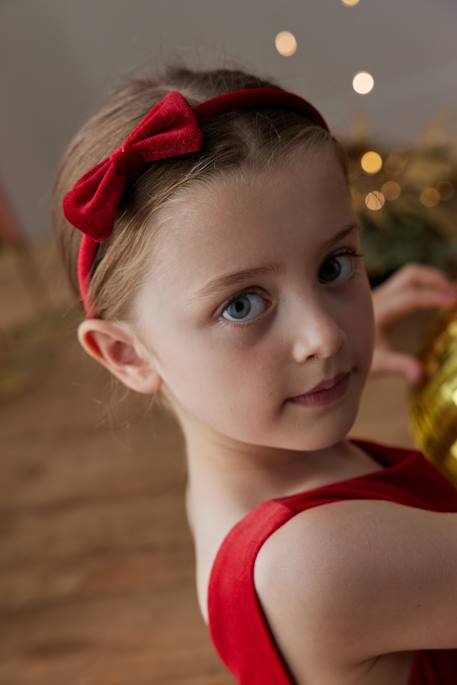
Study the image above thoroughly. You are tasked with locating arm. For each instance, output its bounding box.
[254,499,457,672]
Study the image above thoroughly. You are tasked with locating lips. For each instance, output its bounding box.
[292,370,350,398]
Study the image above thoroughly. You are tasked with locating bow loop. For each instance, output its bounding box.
[65,85,331,318]
[63,91,204,242]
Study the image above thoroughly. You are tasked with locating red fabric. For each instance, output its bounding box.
[63,91,203,242]
[207,438,457,684]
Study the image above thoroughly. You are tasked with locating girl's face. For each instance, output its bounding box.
[134,148,375,471]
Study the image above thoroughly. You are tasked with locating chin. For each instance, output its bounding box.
[313,431,346,448]
[299,411,359,451]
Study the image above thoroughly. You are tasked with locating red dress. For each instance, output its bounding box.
[207,438,457,684]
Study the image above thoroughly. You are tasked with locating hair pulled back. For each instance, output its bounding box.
[52,60,350,417]
[53,60,349,321]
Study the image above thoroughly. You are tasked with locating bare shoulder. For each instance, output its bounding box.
[254,498,457,681]
[253,499,376,682]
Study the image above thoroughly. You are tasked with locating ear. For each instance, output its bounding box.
[77,318,162,395]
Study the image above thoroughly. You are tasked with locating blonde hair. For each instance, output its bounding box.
[52,59,350,421]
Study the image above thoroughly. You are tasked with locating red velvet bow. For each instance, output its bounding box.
[63,91,204,242]
[64,85,330,317]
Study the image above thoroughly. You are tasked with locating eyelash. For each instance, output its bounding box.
[216,247,365,330]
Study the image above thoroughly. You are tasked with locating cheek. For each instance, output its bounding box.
[200,337,274,405]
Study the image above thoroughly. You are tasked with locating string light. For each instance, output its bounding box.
[436,181,454,201]
[353,71,374,94]
[381,180,401,200]
[420,187,441,208]
[361,151,383,174]
[275,31,297,56]
[365,191,385,211]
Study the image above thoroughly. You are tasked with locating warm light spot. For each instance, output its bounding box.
[365,191,385,211]
[381,180,401,200]
[353,71,374,94]
[361,151,383,174]
[275,31,298,56]
[420,187,441,208]
[342,0,360,5]
[437,181,454,201]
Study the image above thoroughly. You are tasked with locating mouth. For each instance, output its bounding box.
[289,370,352,400]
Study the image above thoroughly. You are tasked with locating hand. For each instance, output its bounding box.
[371,263,457,386]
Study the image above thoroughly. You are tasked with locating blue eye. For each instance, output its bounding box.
[218,248,364,329]
[220,290,267,327]
[321,248,363,283]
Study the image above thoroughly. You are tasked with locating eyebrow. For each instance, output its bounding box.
[189,222,361,302]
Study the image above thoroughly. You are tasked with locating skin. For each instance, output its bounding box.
[78,146,378,507]
[370,262,457,385]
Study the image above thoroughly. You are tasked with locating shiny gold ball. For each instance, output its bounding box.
[409,302,457,489]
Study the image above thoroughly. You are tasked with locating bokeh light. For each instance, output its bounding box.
[275,31,297,56]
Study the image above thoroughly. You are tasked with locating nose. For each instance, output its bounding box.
[291,303,347,361]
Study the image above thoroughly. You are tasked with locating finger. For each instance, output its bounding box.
[376,289,457,326]
[389,263,457,293]
[376,351,425,385]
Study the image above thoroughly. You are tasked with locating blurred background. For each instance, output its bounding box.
[1,1,456,683]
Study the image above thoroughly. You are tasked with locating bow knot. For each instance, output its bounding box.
[110,145,145,181]
[63,91,204,243]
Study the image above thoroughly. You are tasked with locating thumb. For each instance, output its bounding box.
[379,351,425,386]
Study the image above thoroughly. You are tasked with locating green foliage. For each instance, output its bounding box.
[345,139,457,280]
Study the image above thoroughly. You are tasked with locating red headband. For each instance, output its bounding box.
[63,86,330,318]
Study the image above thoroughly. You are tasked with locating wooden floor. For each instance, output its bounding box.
[1,240,436,685]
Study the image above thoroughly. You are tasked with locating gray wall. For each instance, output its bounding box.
[1,0,456,244]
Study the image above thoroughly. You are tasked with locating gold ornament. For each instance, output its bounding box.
[409,302,457,488]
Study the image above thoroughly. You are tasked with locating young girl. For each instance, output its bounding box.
[53,62,457,684]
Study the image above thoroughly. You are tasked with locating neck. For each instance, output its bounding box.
[184,436,360,520]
